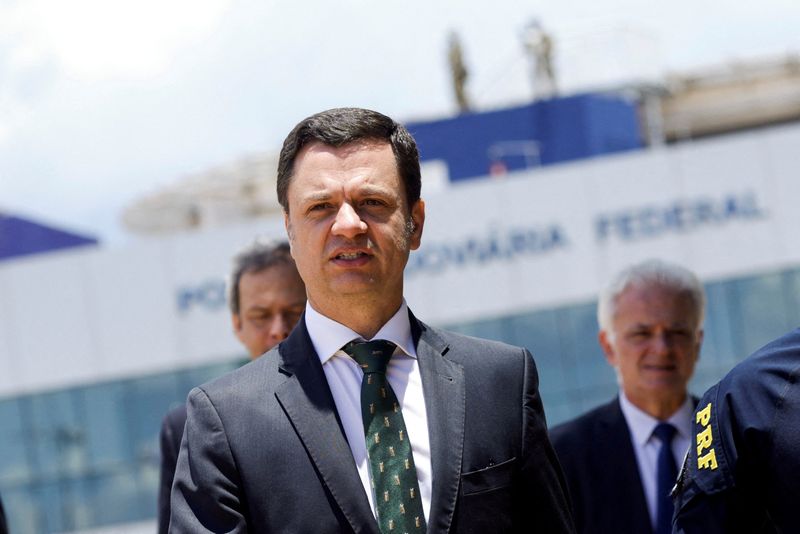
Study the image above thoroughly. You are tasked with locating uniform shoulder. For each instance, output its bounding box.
[723,328,800,390]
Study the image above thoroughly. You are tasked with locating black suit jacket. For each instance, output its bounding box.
[169,311,574,533]
[158,403,188,534]
[0,492,8,534]
[550,398,653,534]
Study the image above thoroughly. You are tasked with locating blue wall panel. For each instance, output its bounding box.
[0,215,97,261]
[408,93,642,182]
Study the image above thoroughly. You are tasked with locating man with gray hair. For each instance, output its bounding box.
[551,259,705,534]
[157,239,305,534]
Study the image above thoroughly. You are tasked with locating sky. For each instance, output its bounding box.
[2,0,800,245]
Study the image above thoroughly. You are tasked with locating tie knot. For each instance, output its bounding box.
[343,339,396,374]
[653,422,677,444]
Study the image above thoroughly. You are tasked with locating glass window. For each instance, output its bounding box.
[76,470,145,527]
[127,373,182,469]
[450,317,512,344]
[0,398,31,484]
[1,485,43,534]
[564,303,616,395]
[82,382,134,470]
[28,391,86,478]
[180,359,243,397]
[700,281,737,369]
[507,309,565,394]
[729,273,794,357]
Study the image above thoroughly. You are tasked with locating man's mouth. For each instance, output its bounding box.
[643,364,676,372]
[335,251,367,260]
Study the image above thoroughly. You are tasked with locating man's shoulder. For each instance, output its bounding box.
[421,321,527,358]
[192,348,281,401]
[721,327,800,399]
[549,398,620,451]
[162,403,188,434]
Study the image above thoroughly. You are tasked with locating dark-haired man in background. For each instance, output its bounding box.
[170,107,574,533]
[157,240,305,534]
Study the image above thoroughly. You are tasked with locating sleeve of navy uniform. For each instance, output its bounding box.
[672,329,800,534]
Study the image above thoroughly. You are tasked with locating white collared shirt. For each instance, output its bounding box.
[619,392,693,530]
[304,301,432,522]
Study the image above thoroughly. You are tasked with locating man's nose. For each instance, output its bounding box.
[331,203,367,238]
[651,332,670,355]
[268,315,291,341]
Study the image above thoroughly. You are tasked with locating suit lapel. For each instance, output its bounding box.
[410,312,465,534]
[274,319,379,534]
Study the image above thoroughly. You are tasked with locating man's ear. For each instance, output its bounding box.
[283,211,295,255]
[695,328,704,362]
[232,313,243,333]
[598,330,616,367]
[409,199,425,250]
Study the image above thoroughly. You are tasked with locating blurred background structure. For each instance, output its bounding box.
[2,3,800,532]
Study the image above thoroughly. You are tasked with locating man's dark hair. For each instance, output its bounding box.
[227,240,299,314]
[276,107,421,212]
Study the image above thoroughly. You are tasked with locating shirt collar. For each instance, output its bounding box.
[304,300,416,365]
[618,391,694,446]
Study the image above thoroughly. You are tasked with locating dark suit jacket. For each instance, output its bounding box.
[158,403,188,534]
[0,492,8,534]
[550,398,652,534]
[170,311,574,533]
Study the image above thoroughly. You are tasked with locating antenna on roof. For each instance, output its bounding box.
[522,19,557,100]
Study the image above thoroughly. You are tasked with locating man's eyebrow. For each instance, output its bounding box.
[356,184,394,197]
[299,191,333,203]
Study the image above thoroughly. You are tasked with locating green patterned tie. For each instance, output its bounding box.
[343,340,427,533]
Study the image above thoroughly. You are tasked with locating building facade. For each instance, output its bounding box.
[2,120,800,532]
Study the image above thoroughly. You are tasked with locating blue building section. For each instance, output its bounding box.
[407,93,643,182]
[0,213,98,262]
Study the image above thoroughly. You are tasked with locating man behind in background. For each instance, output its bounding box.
[551,259,705,534]
[156,240,305,534]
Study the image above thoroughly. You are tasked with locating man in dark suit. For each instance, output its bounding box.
[551,260,704,534]
[169,107,574,533]
[157,240,305,534]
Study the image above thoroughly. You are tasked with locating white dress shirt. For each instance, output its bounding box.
[619,392,693,530]
[304,301,432,522]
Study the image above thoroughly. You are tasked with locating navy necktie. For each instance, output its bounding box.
[653,422,678,534]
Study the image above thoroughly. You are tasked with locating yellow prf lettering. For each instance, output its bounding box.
[696,425,713,455]
[698,449,718,470]
[696,402,712,427]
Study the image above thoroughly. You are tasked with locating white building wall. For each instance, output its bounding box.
[2,122,800,397]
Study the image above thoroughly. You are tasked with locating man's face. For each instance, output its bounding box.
[599,283,702,412]
[283,141,424,315]
[232,262,306,359]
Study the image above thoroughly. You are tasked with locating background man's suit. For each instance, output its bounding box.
[158,404,187,534]
[550,399,652,534]
[170,311,574,533]
[0,493,8,534]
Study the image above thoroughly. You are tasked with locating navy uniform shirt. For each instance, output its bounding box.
[672,328,800,533]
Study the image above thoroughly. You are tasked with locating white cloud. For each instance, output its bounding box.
[1,0,233,80]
